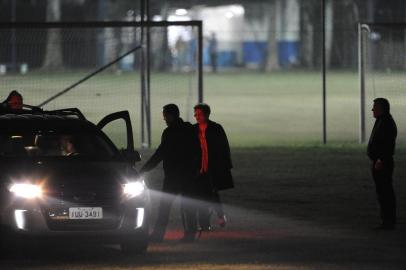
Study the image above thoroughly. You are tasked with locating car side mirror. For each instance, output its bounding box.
[121,149,141,162]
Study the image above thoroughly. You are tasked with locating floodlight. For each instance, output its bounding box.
[175,9,188,16]
[225,11,234,19]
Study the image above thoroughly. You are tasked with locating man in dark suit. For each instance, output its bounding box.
[367,98,397,230]
[193,103,234,231]
[141,104,199,242]
[208,33,218,73]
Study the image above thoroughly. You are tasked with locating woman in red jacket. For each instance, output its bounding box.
[193,103,234,231]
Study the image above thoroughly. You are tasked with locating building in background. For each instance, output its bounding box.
[2,0,406,72]
[165,1,300,70]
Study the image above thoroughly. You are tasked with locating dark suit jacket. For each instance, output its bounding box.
[367,114,397,162]
[141,118,198,191]
[195,120,234,190]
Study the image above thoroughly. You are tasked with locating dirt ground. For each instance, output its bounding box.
[1,204,405,270]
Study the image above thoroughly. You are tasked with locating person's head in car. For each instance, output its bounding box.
[60,135,78,156]
[5,90,23,110]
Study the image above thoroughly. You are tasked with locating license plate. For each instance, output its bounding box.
[69,207,103,219]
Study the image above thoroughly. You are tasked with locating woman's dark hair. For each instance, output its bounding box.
[194,103,211,117]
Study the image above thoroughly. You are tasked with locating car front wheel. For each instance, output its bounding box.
[120,230,149,255]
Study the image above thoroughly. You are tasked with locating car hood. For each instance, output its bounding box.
[0,159,138,188]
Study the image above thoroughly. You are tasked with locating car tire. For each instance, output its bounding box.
[120,236,148,255]
[0,226,17,259]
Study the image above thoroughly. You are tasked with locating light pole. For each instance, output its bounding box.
[321,0,327,144]
[11,0,17,71]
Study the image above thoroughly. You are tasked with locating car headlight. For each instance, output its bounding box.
[9,183,42,199]
[123,180,145,198]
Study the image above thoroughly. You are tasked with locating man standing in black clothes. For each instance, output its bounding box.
[194,103,234,231]
[367,98,397,230]
[140,104,198,242]
[208,33,218,73]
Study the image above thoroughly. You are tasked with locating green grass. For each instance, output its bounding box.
[2,71,406,268]
[141,145,406,235]
[224,145,406,230]
[2,70,406,147]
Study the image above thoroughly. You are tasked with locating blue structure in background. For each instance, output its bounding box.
[203,41,299,69]
[203,48,237,68]
[242,42,267,66]
[218,51,237,67]
[278,41,299,68]
[241,41,299,68]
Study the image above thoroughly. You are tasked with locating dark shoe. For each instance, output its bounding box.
[179,233,196,243]
[196,225,212,239]
[198,225,213,232]
[217,215,227,228]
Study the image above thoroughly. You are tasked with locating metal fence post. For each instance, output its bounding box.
[321,0,327,144]
[198,21,203,103]
[359,23,366,143]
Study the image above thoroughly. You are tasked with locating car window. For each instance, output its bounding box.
[99,118,129,150]
[0,130,116,158]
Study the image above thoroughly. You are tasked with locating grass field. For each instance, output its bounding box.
[2,71,406,269]
[223,146,406,229]
[2,70,406,147]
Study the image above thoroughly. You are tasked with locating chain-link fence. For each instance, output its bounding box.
[0,22,202,148]
[360,23,406,144]
[2,1,406,146]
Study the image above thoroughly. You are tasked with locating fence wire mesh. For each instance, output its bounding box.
[0,24,200,148]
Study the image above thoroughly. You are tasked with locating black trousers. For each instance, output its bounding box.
[152,181,197,240]
[151,189,176,239]
[195,173,224,228]
[210,53,217,73]
[372,160,397,226]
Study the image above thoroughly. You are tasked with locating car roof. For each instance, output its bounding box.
[0,108,97,132]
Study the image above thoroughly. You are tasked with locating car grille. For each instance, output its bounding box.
[42,184,124,231]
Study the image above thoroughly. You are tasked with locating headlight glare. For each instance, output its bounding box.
[10,183,42,199]
[123,181,145,198]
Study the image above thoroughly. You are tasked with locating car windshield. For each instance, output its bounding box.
[0,130,116,158]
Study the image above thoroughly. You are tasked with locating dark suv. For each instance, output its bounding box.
[0,107,149,254]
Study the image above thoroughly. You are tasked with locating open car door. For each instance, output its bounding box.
[97,110,135,152]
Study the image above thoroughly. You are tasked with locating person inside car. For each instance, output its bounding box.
[1,90,23,111]
[60,135,79,156]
